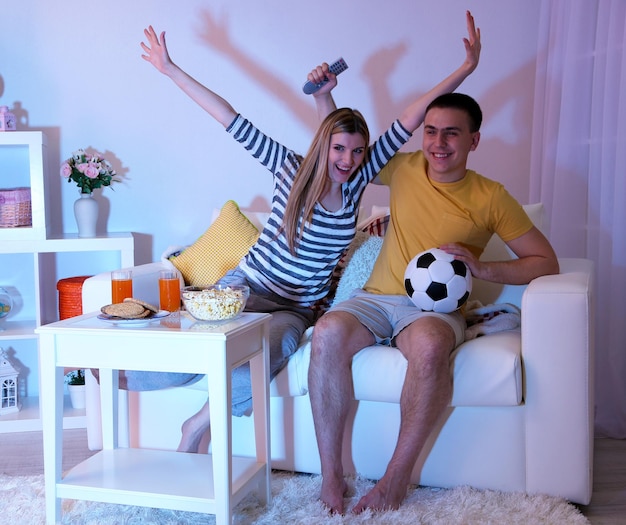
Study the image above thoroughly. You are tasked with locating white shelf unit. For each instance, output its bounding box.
[0,235,135,433]
[0,131,49,240]
[0,131,136,433]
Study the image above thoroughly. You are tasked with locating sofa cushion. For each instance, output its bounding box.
[170,200,260,286]
[448,331,522,406]
[260,326,523,406]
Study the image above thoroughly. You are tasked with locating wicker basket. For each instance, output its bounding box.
[57,275,92,320]
[0,187,32,227]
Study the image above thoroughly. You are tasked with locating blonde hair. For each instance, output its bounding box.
[281,108,370,253]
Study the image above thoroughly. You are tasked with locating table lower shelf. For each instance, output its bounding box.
[57,448,269,514]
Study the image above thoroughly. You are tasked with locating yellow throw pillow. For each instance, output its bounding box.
[171,200,260,286]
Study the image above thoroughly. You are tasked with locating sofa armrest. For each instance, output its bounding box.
[522,257,594,503]
[81,261,175,313]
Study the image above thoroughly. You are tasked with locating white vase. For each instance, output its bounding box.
[68,384,86,410]
[74,192,98,237]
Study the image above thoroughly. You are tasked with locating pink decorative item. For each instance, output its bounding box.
[0,106,16,132]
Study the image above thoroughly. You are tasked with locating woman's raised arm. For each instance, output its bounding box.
[140,26,237,128]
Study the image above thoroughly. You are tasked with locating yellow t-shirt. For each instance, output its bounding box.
[365,151,533,295]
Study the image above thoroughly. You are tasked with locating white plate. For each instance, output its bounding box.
[97,310,170,327]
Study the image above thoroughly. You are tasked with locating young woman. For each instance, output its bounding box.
[138,12,480,453]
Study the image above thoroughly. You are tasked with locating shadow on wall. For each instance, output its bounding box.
[195,9,320,135]
[194,7,537,209]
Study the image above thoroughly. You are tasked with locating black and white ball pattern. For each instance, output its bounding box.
[404,248,472,313]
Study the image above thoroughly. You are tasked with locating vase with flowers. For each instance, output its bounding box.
[60,149,119,237]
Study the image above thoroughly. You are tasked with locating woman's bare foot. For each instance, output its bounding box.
[176,402,210,453]
[320,476,349,515]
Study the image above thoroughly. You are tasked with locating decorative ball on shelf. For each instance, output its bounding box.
[404,248,472,313]
[0,287,12,329]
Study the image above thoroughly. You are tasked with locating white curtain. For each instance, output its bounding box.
[530,0,626,438]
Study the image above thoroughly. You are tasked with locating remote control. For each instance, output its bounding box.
[302,57,348,95]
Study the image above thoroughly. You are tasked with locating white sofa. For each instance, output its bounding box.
[81,204,595,505]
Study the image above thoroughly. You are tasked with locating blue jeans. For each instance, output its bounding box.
[218,268,317,415]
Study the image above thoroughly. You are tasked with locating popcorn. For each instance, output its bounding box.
[182,285,248,321]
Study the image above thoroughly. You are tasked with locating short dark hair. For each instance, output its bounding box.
[426,93,483,132]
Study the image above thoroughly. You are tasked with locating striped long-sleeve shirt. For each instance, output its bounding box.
[226,114,411,306]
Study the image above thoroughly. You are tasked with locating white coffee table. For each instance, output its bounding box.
[37,311,272,525]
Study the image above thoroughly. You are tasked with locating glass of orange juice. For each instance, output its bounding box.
[111,270,133,304]
[159,270,181,312]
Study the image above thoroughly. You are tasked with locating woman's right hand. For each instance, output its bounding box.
[140,26,176,76]
[308,63,338,97]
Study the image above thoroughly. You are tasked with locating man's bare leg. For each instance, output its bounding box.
[309,312,375,514]
[177,401,210,453]
[352,317,456,513]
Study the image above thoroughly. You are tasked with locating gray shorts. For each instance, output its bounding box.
[330,289,466,347]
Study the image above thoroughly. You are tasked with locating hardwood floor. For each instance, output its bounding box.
[578,437,626,524]
[0,428,96,476]
[0,430,624,523]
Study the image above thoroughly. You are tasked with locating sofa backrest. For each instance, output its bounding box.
[470,203,546,307]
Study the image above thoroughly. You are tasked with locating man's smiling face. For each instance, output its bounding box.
[422,107,480,182]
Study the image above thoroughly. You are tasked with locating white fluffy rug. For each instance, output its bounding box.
[0,471,589,524]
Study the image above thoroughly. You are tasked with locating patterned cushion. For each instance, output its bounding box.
[170,200,259,286]
[320,214,390,309]
[332,233,384,305]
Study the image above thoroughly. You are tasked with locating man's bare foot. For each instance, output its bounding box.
[176,403,210,453]
[351,476,408,514]
[320,476,349,515]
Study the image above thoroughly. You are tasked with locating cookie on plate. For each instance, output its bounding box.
[123,297,158,313]
[101,302,148,319]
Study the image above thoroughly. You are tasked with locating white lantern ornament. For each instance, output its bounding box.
[0,348,21,415]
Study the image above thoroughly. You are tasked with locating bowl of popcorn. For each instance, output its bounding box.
[181,284,249,322]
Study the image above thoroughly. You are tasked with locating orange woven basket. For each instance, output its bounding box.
[57,275,92,320]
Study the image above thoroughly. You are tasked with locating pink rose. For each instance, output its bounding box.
[84,163,100,179]
[76,162,89,173]
[60,163,72,178]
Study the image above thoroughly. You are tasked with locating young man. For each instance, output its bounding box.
[308,92,560,514]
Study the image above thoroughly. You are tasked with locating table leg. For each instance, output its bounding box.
[39,333,65,524]
[98,368,119,450]
[249,324,271,505]
[207,348,232,525]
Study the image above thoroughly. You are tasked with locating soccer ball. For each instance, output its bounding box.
[404,248,472,313]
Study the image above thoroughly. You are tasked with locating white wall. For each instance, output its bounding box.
[2,0,541,267]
